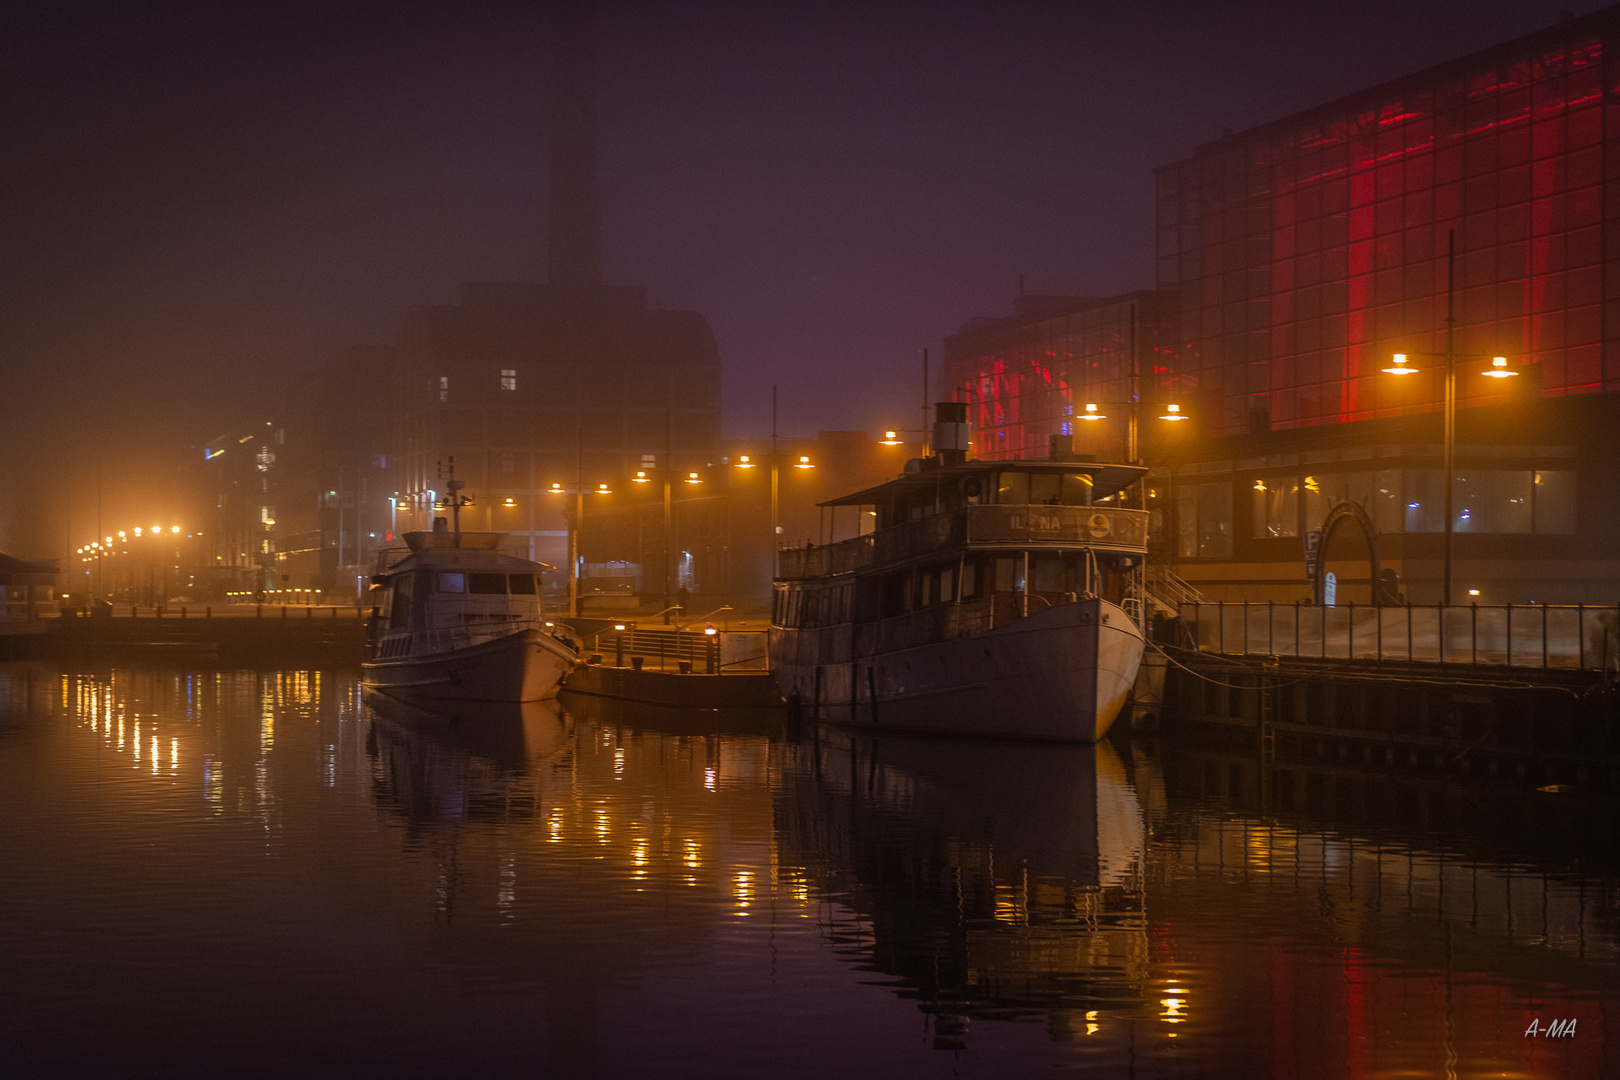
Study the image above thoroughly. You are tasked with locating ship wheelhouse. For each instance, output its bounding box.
[773,459,1149,646]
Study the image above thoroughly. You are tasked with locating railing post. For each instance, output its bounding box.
[1294,600,1300,658]
[1406,601,1412,663]
[1376,600,1382,662]
[1579,604,1586,670]
[1219,601,1225,654]
[1268,600,1274,656]
[1437,604,1444,667]
[1322,602,1327,660]
[1542,604,1548,670]
[1347,600,1355,660]
[1505,602,1513,669]
[1471,602,1477,666]
[1244,602,1250,656]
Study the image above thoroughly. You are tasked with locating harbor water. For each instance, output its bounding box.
[0,660,1614,1077]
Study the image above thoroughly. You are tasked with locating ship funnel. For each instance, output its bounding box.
[932,402,970,466]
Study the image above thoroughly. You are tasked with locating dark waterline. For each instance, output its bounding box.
[0,661,1613,1078]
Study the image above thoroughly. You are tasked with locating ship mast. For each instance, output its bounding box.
[436,457,473,534]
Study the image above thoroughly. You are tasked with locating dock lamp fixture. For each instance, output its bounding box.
[794,455,814,469]
[1158,403,1189,421]
[880,430,903,445]
[736,455,755,468]
[685,471,702,484]
[1385,343,1519,606]
[1080,403,1107,421]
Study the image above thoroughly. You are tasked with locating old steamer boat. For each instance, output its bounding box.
[363,524,578,702]
[770,405,1148,742]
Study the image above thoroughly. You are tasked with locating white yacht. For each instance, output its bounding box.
[363,526,578,702]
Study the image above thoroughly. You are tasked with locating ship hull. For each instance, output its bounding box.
[361,628,576,703]
[771,598,1143,742]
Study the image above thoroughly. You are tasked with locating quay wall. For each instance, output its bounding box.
[1161,652,1620,791]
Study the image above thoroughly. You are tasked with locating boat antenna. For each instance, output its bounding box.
[436,457,473,533]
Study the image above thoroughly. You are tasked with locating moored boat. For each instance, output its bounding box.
[770,403,1147,742]
[363,525,578,702]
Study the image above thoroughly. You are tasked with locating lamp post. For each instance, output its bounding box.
[1384,230,1517,606]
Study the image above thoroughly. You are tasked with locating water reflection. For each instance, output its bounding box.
[775,729,1149,1049]
[0,660,1615,1077]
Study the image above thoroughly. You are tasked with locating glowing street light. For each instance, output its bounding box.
[1080,402,1107,421]
[794,455,814,469]
[1382,352,1418,375]
[1158,403,1188,421]
[1483,356,1518,378]
[736,455,755,468]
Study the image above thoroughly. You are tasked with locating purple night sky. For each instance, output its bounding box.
[0,0,1597,547]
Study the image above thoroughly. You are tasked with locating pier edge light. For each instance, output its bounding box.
[1483,355,1519,378]
[549,482,564,494]
[1383,352,1419,375]
[171,525,180,533]
[736,455,755,467]
[795,455,814,469]
[632,470,651,483]
[1159,403,1189,421]
[685,471,702,484]
[117,531,126,539]
[596,482,611,494]
[134,528,142,536]
[503,497,516,507]
[880,430,903,445]
[1081,402,1106,421]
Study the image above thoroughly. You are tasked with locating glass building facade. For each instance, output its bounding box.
[1157,18,1619,435]
[942,292,1179,462]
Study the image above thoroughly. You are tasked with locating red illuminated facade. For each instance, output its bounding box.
[1159,17,1617,435]
[943,10,1620,602]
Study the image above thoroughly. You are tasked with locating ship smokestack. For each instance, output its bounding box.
[549,0,601,288]
[932,402,970,466]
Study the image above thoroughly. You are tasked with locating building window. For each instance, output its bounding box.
[500,369,517,392]
[1175,482,1232,558]
[438,376,449,403]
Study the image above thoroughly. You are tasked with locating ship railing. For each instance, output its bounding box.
[777,505,1149,580]
[1178,600,1620,673]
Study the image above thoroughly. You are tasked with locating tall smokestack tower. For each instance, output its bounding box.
[549,0,601,288]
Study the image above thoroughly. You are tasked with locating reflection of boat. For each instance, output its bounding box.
[362,526,578,702]
[770,404,1147,742]
[775,726,1148,1027]
[364,689,570,832]
[363,688,569,769]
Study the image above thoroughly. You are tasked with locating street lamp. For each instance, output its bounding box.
[1384,229,1519,606]
[548,479,610,617]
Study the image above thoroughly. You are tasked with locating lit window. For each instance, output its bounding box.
[500,369,517,391]
[438,376,449,403]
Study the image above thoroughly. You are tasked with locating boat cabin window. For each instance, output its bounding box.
[468,573,506,594]
[1032,556,1064,593]
[510,574,537,595]
[960,563,978,599]
[436,572,465,593]
[994,557,1024,593]
[1030,472,1060,505]
[389,575,413,625]
[1063,473,1094,506]
[996,471,1029,505]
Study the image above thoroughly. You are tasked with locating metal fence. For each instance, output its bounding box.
[1179,601,1620,672]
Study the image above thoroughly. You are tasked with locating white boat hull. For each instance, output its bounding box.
[362,628,576,702]
[771,597,1144,742]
